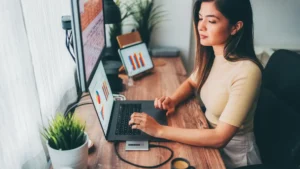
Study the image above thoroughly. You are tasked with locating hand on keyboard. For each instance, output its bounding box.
[154,96,176,116]
[115,104,142,135]
[129,112,163,137]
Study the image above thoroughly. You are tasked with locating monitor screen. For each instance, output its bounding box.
[71,0,105,92]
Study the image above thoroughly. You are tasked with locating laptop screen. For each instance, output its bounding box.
[88,61,114,135]
[118,43,153,77]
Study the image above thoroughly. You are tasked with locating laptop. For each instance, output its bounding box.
[118,42,154,78]
[88,60,168,142]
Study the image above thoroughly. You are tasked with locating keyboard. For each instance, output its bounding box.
[115,104,142,135]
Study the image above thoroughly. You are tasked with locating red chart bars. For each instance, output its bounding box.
[96,90,104,120]
[96,90,101,104]
[134,53,140,68]
[139,52,145,67]
[100,81,109,120]
[128,52,146,70]
[129,55,136,70]
[101,106,104,120]
[102,81,109,101]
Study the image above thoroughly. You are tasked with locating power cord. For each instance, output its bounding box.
[61,15,84,114]
[64,101,93,116]
[114,142,174,168]
[80,93,90,99]
[113,94,126,101]
[65,30,75,62]
[61,15,75,63]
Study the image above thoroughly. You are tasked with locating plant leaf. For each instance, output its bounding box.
[41,113,86,150]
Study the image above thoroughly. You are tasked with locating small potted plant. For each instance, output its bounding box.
[42,114,88,169]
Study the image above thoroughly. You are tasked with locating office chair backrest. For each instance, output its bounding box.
[263,50,300,113]
[254,50,300,169]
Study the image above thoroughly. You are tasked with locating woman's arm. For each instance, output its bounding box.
[169,78,197,106]
[130,112,238,149]
[157,121,238,148]
[155,74,199,115]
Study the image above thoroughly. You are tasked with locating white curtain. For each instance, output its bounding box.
[0,0,77,168]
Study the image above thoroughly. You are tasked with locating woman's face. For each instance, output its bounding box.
[198,2,232,46]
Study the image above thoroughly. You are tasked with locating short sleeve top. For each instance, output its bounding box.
[190,56,262,133]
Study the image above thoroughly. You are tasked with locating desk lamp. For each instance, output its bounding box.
[103,0,123,92]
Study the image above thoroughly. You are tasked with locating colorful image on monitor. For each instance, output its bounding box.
[79,0,105,82]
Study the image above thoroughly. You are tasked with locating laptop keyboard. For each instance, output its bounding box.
[115,104,142,135]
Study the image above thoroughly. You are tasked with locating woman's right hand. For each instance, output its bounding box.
[154,96,176,116]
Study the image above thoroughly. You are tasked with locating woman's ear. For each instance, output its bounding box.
[231,21,244,35]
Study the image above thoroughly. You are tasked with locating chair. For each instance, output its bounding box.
[235,50,300,169]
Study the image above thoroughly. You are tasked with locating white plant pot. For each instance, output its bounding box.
[47,133,89,169]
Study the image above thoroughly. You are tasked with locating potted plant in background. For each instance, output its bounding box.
[126,0,166,47]
[108,0,135,52]
[42,114,88,169]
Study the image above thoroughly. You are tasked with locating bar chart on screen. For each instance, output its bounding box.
[128,52,146,71]
[95,90,104,120]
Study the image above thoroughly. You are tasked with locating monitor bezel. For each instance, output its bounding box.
[71,0,106,92]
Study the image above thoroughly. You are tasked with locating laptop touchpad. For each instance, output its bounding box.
[142,103,168,126]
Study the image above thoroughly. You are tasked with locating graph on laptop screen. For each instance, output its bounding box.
[89,61,114,135]
[71,0,105,92]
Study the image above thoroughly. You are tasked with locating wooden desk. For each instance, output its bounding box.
[75,57,225,169]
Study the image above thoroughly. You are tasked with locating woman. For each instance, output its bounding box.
[129,0,263,168]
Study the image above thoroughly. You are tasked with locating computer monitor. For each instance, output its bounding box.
[71,0,106,92]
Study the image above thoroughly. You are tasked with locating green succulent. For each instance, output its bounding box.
[41,114,86,150]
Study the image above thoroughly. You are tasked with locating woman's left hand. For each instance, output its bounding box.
[129,112,163,137]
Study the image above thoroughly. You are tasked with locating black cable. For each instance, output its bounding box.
[65,30,76,62]
[67,31,73,49]
[64,102,93,116]
[69,31,74,49]
[67,31,75,62]
[68,31,74,56]
[80,94,90,99]
[114,142,174,168]
[67,30,72,41]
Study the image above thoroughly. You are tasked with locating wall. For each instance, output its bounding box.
[186,0,300,73]
[150,0,195,73]
[0,0,77,168]
[116,0,195,73]
[20,0,77,123]
[252,0,300,50]
[0,0,46,168]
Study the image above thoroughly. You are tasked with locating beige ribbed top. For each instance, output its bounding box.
[190,56,262,134]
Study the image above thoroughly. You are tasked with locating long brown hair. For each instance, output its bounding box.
[193,0,263,93]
